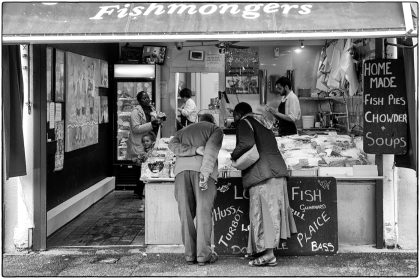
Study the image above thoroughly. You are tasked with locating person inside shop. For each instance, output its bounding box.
[127,91,165,211]
[230,102,297,267]
[265,76,301,136]
[177,88,198,130]
[135,131,157,164]
[168,113,223,266]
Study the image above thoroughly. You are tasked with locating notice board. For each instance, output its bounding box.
[214,177,337,256]
[363,59,408,154]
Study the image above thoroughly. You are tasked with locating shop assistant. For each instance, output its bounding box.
[177,88,198,130]
[266,76,301,136]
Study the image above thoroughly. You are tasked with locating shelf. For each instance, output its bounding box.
[299,96,363,103]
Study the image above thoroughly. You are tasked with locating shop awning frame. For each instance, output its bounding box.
[2,2,417,44]
[3,30,416,44]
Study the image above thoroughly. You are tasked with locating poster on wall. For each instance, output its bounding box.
[225,47,259,76]
[205,53,223,69]
[55,49,65,102]
[65,51,99,152]
[99,60,108,88]
[54,120,64,171]
[46,47,52,101]
[94,96,101,123]
[99,96,109,123]
[226,75,258,94]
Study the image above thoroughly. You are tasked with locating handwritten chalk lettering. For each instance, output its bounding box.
[364,112,407,123]
[388,94,406,106]
[276,242,289,250]
[217,182,231,193]
[364,61,392,76]
[296,211,331,247]
[311,241,335,252]
[292,187,322,202]
[365,132,407,149]
[231,245,247,255]
[317,180,331,190]
[218,207,244,243]
[241,224,250,232]
[299,203,327,213]
[218,234,229,247]
[234,186,249,200]
[369,76,397,88]
[364,94,384,106]
[290,207,305,221]
[213,205,237,222]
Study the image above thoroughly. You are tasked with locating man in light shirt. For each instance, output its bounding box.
[266,76,301,136]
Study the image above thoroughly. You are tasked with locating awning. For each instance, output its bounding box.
[2,2,417,43]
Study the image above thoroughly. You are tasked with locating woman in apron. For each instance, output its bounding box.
[177,88,198,130]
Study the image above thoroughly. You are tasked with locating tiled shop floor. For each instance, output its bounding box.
[47,191,145,247]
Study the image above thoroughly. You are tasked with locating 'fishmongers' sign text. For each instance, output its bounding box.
[363,59,408,154]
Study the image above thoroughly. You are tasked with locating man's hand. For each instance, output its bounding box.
[265,105,276,115]
[196,146,205,156]
[199,173,208,191]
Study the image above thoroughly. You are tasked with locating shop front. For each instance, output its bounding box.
[2,2,417,253]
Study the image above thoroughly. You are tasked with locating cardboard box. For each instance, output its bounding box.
[318,167,353,177]
[353,165,378,177]
[289,168,318,177]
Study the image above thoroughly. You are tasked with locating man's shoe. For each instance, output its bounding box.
[198,252,218,266]
[186,260,197,265]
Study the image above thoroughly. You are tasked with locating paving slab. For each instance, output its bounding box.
[58,264,134,276]
[3,250,417,277]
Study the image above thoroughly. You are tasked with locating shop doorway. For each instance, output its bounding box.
[175,72,220,129]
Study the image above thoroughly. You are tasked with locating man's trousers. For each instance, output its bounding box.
[174,170,216,263]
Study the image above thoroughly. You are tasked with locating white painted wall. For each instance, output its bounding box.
[337,181,376,245]
[3,178,19,253]
[222,45,322,126]
[3,45,36,253]
[396,167,417,249]
[199,73,219,111]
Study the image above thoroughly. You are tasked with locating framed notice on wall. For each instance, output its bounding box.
[226,75,258,94]
[46,47,53,101]
[363,59,408,154]
[55,49,65,102]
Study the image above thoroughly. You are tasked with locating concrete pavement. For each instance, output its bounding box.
[2,246,418,277]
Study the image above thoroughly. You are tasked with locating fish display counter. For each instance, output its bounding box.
[141,135,382,253]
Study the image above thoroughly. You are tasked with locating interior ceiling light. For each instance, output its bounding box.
[294,40,304,53]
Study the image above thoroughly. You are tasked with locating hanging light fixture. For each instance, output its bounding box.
[300,40,305,48]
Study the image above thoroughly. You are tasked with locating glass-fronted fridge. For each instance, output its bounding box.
[113,64,157,187]
[116,80,155,162]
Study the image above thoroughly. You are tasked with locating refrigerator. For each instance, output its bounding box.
[113,64,159,187]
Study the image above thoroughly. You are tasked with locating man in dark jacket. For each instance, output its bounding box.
[168,113,223,266]
[231,102,296,267]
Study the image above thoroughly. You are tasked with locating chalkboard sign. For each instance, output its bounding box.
[213,177,250,256]
[214,177,338,256]
[363,59,408,154]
